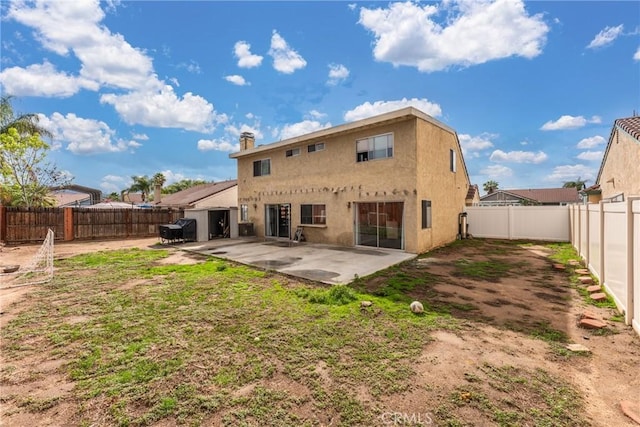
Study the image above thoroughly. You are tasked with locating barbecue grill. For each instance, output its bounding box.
[159,218,197,243]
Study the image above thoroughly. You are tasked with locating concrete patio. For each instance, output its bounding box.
[179,238,415,284]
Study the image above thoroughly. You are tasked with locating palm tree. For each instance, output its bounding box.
[153,172,166,187]
[483,180,499,195]
[128,175,152,202]
[1,95,53,138]
[563,177,587,191]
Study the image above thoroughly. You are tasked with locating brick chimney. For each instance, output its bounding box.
[240,132,255,151]
[154,184,162,204]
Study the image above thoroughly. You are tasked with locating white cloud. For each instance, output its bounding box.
[489,149,547,164]
[177,60,202,74]
[587,24,624,49]
[159,170,187,185]
[0,60,97,97]
[458,133,495,156]
[197,139,240,152]
[100,175,126,194]
[131,133,149,141]
[224,75,249,86]
[546,164,595,183]
[576,135,605,149]
[224,122,264,141]
[541,115,601,131]
[634,46,640,61]
[100,85,223,133]
[308,110,327,120]
[348,3,357,11]
[268,30,307,74]
[344,98,442,122]
[358,0,548,72]
[234,41,263,68]
[327,63,349,85]
[38,112,136,154]
[480,164,513,178]
[6,0,219,133]
[577,151,603,161]
[277,120,332,140]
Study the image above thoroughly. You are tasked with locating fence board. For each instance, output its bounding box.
[1,207,183,244]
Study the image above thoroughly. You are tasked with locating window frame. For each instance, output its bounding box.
[253,158,271,177]
[356,133,394,163]
[307,142,325,153]
[450,149,457,173]
[421,200,432,229]
[285,148,301,158]
[300,204,326,225]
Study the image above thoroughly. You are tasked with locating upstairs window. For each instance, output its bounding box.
[308,142,325,153]
[450,149,457,172]
[356,133,393,162]
[301,204,326,225]
[253,159,271,177]
[286,148,301,157]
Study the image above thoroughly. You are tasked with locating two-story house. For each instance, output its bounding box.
[229,107,471,254]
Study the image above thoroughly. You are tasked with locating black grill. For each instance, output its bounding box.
[159,218,197,243]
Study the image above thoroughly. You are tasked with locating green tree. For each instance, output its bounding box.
[483,180,499,195]
[562,177,587,191]
[107,192,120,201]
[162,179,208,194]
[0,128,70,207]
[1,95,53,138]
[128,175,152,202]
[153,172,166,188]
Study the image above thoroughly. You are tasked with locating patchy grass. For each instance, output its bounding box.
[0,241,594,427]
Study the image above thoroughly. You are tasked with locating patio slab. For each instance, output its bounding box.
[179,238,415,284]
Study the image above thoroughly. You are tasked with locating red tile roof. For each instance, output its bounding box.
[616,116,640,141]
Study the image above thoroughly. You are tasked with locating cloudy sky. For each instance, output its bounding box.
[1,0,638,196]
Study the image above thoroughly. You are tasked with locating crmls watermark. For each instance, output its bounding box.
[379,411,434,426]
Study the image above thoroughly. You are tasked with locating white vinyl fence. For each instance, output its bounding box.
[570,199,640,335]
[466,203,640,336]
[465,205,570,241]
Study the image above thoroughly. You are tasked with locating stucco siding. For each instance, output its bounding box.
[599,128,640,199]
[235,112,469,254]
[415,120,468,253]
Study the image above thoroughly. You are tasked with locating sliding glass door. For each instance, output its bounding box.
[355,202,403,249]
[265,204,291,238]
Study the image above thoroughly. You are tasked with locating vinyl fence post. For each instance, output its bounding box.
[599,201,605,287]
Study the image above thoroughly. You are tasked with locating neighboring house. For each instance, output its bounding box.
[122,192,145,205]
[230,107,471,254]
[479,188,580,206]
[50,185,102,207]
[154,180,237,209]
[466,184,480,206]
[593,116,640,202]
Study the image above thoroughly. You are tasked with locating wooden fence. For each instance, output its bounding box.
[0,206,184,244]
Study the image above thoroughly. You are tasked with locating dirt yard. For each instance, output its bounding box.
[1,237,639,426]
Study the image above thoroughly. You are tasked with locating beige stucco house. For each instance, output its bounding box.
[594,116,640,201]
[229,107,471,254]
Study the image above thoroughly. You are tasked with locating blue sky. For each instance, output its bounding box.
[1,0,638,196]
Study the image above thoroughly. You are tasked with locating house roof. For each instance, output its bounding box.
[466,184,478,200]
[122,193,145,204]
[155,180,237,208]
[229,107,457,159]
[50,190,92,207]
[85,201,141,209]
[480,188,580,204]
[596,116,640,185]
[229,106,470,186]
